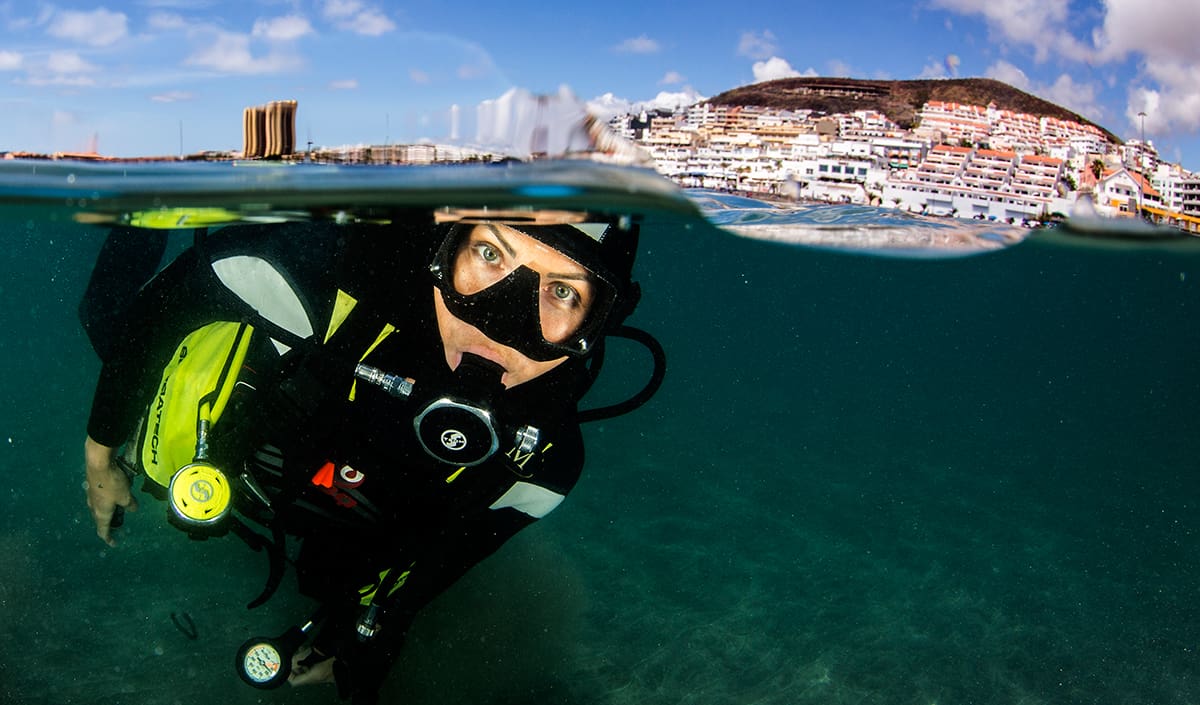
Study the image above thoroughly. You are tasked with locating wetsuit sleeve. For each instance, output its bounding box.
[79,226,169,363]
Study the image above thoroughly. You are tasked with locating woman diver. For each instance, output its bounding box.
[79,209,659,703]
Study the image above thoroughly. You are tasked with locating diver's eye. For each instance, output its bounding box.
[474,242,501,264]
[550,282,580,306]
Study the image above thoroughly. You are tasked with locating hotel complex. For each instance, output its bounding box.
[608,100,1200,233]
[242,100,298,159]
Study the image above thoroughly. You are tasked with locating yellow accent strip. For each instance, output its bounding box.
[325,290,358,343]
[361,324,396,359]
[128,207,242,230]
[347,323,397,401]
[357,567,413,605]
[542,442,553,453]
[445,467,466,483]
[207,325,254,422]
[387,571,410,598]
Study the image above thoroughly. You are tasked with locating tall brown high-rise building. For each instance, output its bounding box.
[242,106,266,157]
[242,100,297,158]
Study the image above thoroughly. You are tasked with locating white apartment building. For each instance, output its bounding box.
[915,101,991,145]
[1011,155,1065,200]
[1152,163,1190,213]
[1120,139,1159,175]
[870,137,927,170]
[884,146,1070,220]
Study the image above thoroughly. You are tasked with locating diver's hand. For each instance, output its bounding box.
[84,436,138,546]
[289,647,337,687]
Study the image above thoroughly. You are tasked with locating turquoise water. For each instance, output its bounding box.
[0,162,1197,704]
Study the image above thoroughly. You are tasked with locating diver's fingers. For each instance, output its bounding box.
[288,650,336,687]
[93,505,117,547]
[290,646,312,677]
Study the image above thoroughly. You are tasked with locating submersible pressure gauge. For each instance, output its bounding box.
[235,615,318,689]
[237,638,288,688]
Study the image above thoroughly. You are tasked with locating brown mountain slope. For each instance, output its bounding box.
[706,77,1120,144]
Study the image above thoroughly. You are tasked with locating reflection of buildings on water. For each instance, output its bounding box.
[242,100,297,159]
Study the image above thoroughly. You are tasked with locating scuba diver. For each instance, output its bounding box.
[79,209,662,703]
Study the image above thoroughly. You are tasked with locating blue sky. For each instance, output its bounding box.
[2,0,1199,170]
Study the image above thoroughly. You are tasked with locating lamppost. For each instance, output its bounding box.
[1137,110,1147,174]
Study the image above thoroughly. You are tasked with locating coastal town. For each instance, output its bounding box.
[4,85,1199,236]
[606,96,1200,234]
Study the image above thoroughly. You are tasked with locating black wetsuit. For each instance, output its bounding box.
[83,220,589,703]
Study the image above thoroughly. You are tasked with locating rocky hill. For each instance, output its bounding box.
[706,77,1120,144]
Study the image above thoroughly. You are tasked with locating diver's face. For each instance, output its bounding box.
[433,223,595,388]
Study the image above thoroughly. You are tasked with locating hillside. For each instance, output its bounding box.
[705,77,1120,144]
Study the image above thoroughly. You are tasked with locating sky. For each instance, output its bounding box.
[2,0,1199,170]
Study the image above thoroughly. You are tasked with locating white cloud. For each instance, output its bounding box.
[47,8,128,47]
[47,51,98,74]
[146,12,188,31]
[928,0,1091,62]
[0,51,22,71]
[827,60,855,78]
[738,30,777,60]
[918,56,962,81]
[24,74,96,87]
[151,90,193,103]
[986,60,1104,123]
[323,0,361,17]
[185,32,298,74]
[457,61,491,80]
[1041,73,1104,121]
[1092,0,1200,64]
[323,0,395,36]
[1091,0,1200,136]
[945,54,961,77]
[752,57,811,83]
[918,61,948,80]
[1126,62,1200,135]
[252,15,314,41]
[139,0,218,7]
[985,59,1030,90]
[586,87,706,119]
[659,71,685,85]
[644,87,705,112]
[614,35,660,54]
[330,78,358,90]
[587,92,633,118]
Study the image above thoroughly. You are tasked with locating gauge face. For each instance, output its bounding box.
[241,641,283,684]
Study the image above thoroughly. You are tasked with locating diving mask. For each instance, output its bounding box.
[429,221,634,362]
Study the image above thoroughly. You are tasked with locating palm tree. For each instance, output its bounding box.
[1090,159,1105,180]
